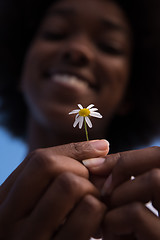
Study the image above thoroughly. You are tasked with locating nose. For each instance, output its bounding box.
[60,40,94,67]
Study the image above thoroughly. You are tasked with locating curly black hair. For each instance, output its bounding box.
[0,0,160,152]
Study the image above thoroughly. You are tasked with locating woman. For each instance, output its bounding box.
[0,0,160,239]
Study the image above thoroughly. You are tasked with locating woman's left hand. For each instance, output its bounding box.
[85,146,160,239]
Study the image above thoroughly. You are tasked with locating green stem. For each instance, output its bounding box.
[84,118,89,141]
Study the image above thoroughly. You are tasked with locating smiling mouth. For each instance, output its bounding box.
[44,70,97,90]
[52,73,89,89]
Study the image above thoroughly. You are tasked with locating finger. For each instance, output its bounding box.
[101,147,160,195]
[17,173,100,240]
[1,154,88,221]
[0,139,109,202]
[90,174,106,191]
[109,168,160,213]
[103,202,160,240]
[83,153,118,177]
[48,139,109,160]
[1,140,109,220]
[54,195,106,240]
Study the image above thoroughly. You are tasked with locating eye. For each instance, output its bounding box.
[41,30,67,41]
[98,42,124,56]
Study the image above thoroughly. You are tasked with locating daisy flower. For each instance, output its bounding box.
[69,104,102,140]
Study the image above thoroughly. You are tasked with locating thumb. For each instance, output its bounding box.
[82,153,118,177]
[49,139,109,161]
[0,140,109,203]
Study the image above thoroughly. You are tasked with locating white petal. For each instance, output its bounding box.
[73,116,81,128]
[85,117,92,128]
[69,109,79,115]
[87,104,94,109]
[75,113,79,119]
[90,112,102,118]
[79,117,84,129]
[89,108,98,112]
[78,104,83,109]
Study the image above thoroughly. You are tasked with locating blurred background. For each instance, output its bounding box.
[0,127,27,184]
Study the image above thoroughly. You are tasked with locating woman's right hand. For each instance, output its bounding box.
[0,140,108,240]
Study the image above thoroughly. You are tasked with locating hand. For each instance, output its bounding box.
[84,146,160,239]
[0,140,109,240]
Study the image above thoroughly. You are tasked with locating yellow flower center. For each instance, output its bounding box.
[79,108,90,117]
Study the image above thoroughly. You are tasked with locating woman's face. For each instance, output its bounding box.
[21,0,132,139]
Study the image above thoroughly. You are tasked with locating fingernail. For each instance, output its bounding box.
[90,139,109,151]
[101,174,112,196]
[82,157,105,168]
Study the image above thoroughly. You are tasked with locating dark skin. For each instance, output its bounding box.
[87,147,160,239]
[0,140,108,240]
[1,0,160,239]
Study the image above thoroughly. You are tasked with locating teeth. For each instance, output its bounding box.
[52,74,88,88]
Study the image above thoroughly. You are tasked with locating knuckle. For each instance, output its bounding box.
[149,146,160,160]
[114,152,129,179]
[118,152,131,172]
[56,173,97,199]
[125,202,145,224]
[150,146,160,152]
[149,168,160,188]
[30,148,54,173]
[70,142,83,153]
[81,195,105,215]
[115,152,125,171]
[70,142,91,159]
[56,172,80,196]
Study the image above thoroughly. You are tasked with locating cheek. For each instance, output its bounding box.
[101,54,130,82]
[20,39,56,97]
[97,57,130,118]
[100,53,130,90]
[21,43,43,88]
[21,41,51,77]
